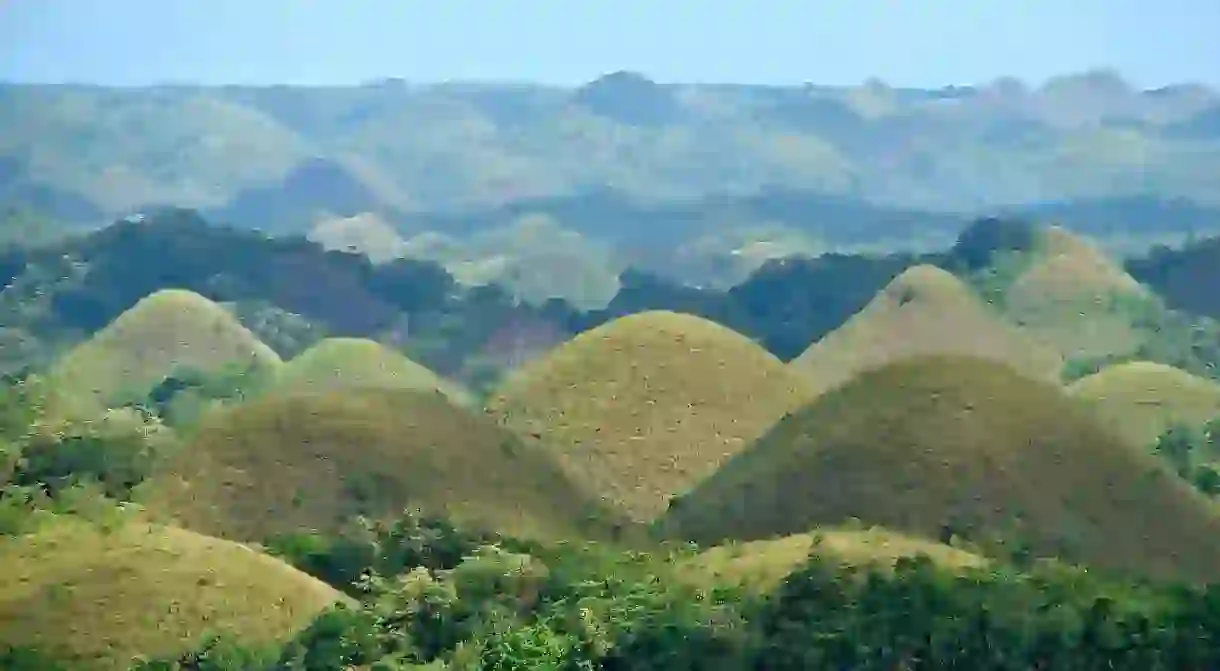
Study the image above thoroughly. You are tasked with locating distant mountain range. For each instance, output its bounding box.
[3,68,1220,229]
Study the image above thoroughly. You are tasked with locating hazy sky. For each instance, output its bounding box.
[3,0,1218,88]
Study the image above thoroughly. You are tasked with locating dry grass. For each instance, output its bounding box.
[48,289,283,413]
[659,355,1220,585]
[1067,361,1220,447]
[680,526,987,594]
[487,310,815,523]
[0,514,341,670]
[271,337,473,406]
[139,388,625,544]
[1003,227,1152,360]
[790,265,1062,396]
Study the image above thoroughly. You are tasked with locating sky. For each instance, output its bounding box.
[2,0,1218,89]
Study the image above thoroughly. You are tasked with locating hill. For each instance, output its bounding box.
[5,76,1220,219]
[271,337,473,406]
[487,310,814,522]
[307,211,409,263]
[46,289,282,412]
[140,388,625,543]
[1000,226,1154,360]
[680,526,987,594]
[1067,361,1220,447]
[0,515,341,670]
[789,265,1062,395]
[659,356,1220,584]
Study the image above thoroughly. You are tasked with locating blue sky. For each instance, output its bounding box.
[2,0,1218,88]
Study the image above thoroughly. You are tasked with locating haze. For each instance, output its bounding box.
[3,0,1219,87]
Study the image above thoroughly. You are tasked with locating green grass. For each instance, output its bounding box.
[998,227,1153,360]
[139,388,627,544]
[47,290,283,414]
[270,337,473,407]
[0,514,341,670]
[678,525,987,595]
[488,310,815,523]
[790,265,1063,396]
[1067,361,1220,447]
[659,355,1220,585]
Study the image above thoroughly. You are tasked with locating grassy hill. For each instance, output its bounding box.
[659,355,1220,584]
[47,289,283,413]
[679,526,987,595]
[307,212,408,263]
[140,388,625,543]
[999,227,1153,360]
[0,514,341,670]
[488,310,814,523]
[271,337,473,406]
[1067,361,1220,447]
[789,265,1062,395]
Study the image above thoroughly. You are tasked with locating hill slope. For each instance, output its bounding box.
[680,526,987,595]
[47,289,282,412]
[1067,361,1220,447]
[488,310,814,522]
[0,515,340,670]
[790,265,1062,395]
[660,356,1220,584]
[272,337,472,406]
[1001,226,1154,360]
[141,388,624,543]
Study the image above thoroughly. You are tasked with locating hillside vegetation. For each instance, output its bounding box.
[0,514,340,670]
[489,310,814,522]
[271,337,473,406]
[680,526,987,594]
[46,290,282,413]
[1068,361,1220,447]
[790,265,1062,395]
[141,388,624,543]
[660,356,1220,585]
[1001,227,1153,359]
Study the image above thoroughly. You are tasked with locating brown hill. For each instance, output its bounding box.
[0,515,340,670]
[789,265,1062,395]
[1067,361,1220,447]
[487,310,814,523]
[140,388,624,543]
[659,355,1220,584]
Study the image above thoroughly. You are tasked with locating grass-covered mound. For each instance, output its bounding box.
[47,289,282,412]
[789,265,1062,396]
[0,514,340,670]
[271,337,473,406]
[487,310,814,523]
[992,227,1153,360]
[680,526,987,594]
[659,355,1220,584]
[140,388,623,544]
[1067,361,1220,447]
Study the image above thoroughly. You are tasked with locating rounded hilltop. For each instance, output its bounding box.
[487,310,814,523]
[48,289,282,412]
[1001,226,1153,360]
[680,526,987,595]
[790,264,1062,396]
[1068,361,1220,447]
[271,336,473,406]
[140,387,625,544]
[660,355,1220,585]
[0,514,341,670]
